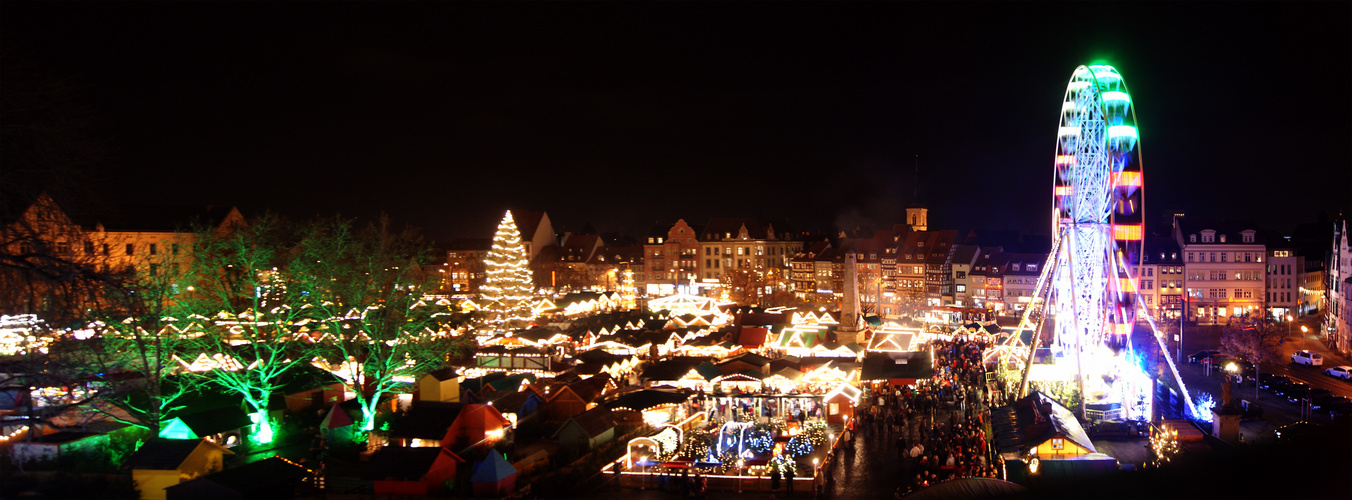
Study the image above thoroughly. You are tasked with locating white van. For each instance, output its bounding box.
[1292,350,1323,366]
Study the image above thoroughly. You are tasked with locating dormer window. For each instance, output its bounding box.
[1012,263,1021,271]
[1190,234,1197,243]
[1201,230,1215,243]
[1242,231,1255,243]
[1027,264,1037,272]
[1219,234,1226,243]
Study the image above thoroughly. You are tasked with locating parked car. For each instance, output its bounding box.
[1273,380,1308,398]
[1292,350,1324,366]
[1258,374,1291,391]
[1328,399,1352,419]
[1187,350,1221,364]
[1324,365,1352,381]
[1274,421,1326,442]
[1201,354,1231,370]
[1309,390,1338,410]
[1285,385,1312,404]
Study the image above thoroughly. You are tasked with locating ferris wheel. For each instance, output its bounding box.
[1006,64,1199,421]
[1049,64,1144,354]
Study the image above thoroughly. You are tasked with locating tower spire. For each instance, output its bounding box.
[914,154,919,202]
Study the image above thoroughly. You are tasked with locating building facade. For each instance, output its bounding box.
[1265,236,1303,322]
[1175,222,1266,325]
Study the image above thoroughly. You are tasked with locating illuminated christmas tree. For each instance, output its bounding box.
[480,210,535,330]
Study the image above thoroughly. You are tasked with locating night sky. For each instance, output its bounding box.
[3,2,1349,244]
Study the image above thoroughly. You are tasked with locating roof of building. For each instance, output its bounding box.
[1176,220,1263,244]
[737,327,769,348]
[365,446,454,481]
[471,451,518,483]
[950,244,982,266]
[175,407,253,437]
[564,373,611,403]
[277,363,346,394]
[389,401,469,440]
[510,210,548,241]
[601,389,691,412]
[859,351,935,381]
[423,367,459,382]
[691,361,723,381]
[124,438,224,470]
[461,372,509,395]
[574,348,630,365]
[990,391,1096,455]
[166,456,309,498]
[484,390,540,414]
[81,204,241,233]
[554,406,616,439]
[486,373,539,393]
[924,230,960,263]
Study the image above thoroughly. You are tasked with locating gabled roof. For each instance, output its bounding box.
[574,348,629,365]
[80,204,242,233]
[471,452,518,483]
[601,389,691,412]
[487,373,539,392]
[320,402,355,429]
[167,456,308,498]
[124,439,230,470]
[724,351,771,367]
[700,217,787,240]
[461,373,509,395]
[277,363,346,394]
[553,406,616,440]
[769,367,803,381]
[640,357,712,381]
[484,390,541,414]
[389,401,468,440]
[365,446,464,481]
[951,244,982,266]
[859,351,934,381]
[991,391,1096,454]
[423,367,459,382]
[173,407,252,437]
[693,361,723,381]
[510,210,547,240]
[563,373,611,403]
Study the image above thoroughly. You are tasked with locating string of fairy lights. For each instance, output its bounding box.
[480,211,535,330]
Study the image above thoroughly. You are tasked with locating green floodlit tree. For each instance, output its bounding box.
[83,240,203,435]
[479,210,535,331]
[293,216,473,432]
[173,214,309,445]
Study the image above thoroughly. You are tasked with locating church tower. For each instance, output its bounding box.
[906,205,928,232]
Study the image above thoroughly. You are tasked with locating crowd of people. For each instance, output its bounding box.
[847,336,1004,497]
